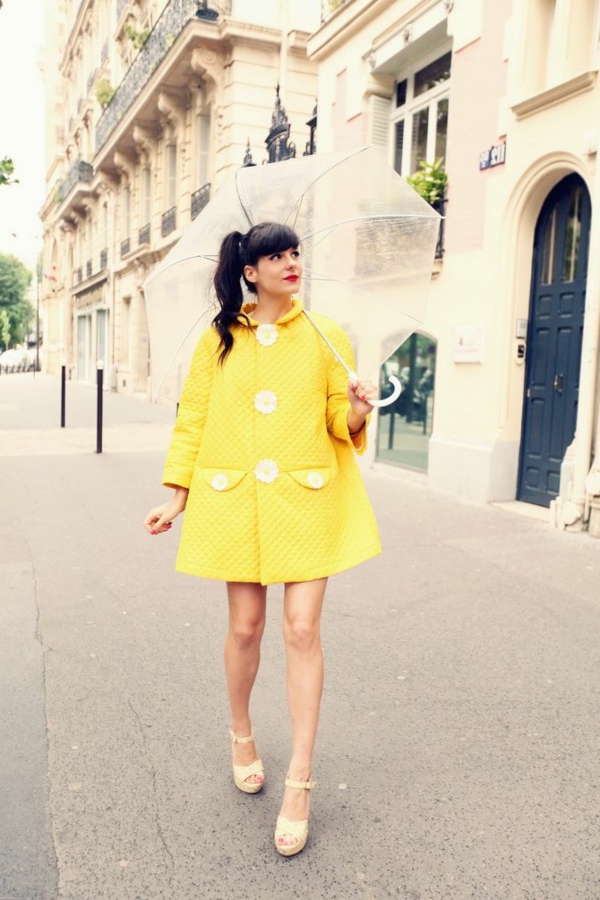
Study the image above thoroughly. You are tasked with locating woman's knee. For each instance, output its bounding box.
[229,617,264,650]
[283,617,320,652]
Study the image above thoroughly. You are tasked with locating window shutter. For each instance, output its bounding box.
[368,95,391,152]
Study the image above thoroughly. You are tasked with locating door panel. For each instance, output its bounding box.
[518,175,591,507]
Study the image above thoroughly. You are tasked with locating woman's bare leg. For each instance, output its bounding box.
[224,581,267,784]
[277,578,327,847]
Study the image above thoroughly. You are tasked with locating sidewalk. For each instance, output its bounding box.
[2,374,599,900]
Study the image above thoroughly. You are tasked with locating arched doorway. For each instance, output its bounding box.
[518,174,591,507]
[377,332,437,471]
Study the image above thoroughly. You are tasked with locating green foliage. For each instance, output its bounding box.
[406,158,447,205]
[0,156,18,187]
[124,24,150,49]
[95,79,116,109]
[0,309,10,351]
[0,254,34,348]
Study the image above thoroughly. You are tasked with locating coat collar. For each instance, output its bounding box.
[239,298,304,327]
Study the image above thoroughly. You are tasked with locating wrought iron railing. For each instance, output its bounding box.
[76,267,83,285]
[86,259,92,278]
[96,0,230,152]
[321,0,350,22]
[139,224,151,245]
[191,183,210,220]
[162,207,177,237]
[100,248,108,270]
[121,237,131,257]
[432,198,447,260]
[56,159,93,204]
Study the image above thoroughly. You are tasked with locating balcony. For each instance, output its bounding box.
[433,198,446,260]
[86,259,92,279]
[56,159,93,205]
[139,224,151,245]
[162,207,177,237]
[96,0,229,152]
[191,183,210,220]
[321,0,351,22]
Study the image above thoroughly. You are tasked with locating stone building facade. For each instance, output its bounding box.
[40,0,319,393]
[310,0,600,535]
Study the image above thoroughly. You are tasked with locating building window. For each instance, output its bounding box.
[166,143,177,210]
[197,113,210,188]
[392,48,451,177]
[142,166,152,226]
[122,183,131,238]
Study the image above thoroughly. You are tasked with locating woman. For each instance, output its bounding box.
[143,222,381,856]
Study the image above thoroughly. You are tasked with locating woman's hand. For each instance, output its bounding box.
[143,488,188,536]
[347,378,377,436]
[348,378,377,414]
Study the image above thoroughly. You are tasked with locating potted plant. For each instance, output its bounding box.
[95,79,115,109]
[406,157,447,208]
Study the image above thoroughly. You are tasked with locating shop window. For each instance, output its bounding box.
[376,333,437,471]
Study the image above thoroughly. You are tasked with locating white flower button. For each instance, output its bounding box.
[307,471,324,490]
[256,324,278,347]
[255,459,279,484]
[211,473,229,491]
[254,390,278,415]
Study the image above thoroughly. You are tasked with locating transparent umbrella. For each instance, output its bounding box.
[142,145,441,405]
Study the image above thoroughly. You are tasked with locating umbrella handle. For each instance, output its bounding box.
[349,373,403,409]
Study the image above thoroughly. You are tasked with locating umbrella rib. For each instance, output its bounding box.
[284,145,370,231]
[234,169,256,230]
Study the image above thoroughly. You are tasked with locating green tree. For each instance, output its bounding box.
[0,253,33,348]
[0,156,18,186]
[0,309,10,351]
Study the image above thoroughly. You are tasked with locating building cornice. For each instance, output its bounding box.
[308,0,398,60]
[510,70,598,120]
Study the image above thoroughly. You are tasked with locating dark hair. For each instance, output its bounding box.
[212,221,300,362]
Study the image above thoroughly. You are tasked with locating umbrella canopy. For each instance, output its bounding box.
[143,145,440,403]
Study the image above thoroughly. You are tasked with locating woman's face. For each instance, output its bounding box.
[244,247,302,298]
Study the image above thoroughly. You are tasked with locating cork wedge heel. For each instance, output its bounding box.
[274,776,316,857]
[230,731,265,794]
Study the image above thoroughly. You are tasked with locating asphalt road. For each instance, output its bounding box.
[1,373,599,900]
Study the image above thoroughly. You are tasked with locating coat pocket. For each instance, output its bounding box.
[287,467,333,491]
[197,468,247,492]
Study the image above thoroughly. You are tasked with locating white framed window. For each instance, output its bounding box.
[391,46,451,177]
[142,166,152,225]
[166,143,177,209]
[122,183,131,237]
[197,113,210,188]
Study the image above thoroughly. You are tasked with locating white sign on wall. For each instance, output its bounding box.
[453,325,484,363]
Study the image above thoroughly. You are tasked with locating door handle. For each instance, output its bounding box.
[553,373,564,394]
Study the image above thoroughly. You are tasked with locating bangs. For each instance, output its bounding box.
[246,222,300,263]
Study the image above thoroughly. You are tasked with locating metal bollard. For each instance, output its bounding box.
[60,361,66,428]
[96,360,104,454]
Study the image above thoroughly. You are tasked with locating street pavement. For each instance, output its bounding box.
[1,372,599,900]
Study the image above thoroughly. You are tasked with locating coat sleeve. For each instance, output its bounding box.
[325,326,370,456]
[162,328,217,488]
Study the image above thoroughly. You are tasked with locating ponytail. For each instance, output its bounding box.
[212,230,249,363]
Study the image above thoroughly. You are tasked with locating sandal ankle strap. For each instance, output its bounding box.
[230,730,254,744]
[284,777,316,790]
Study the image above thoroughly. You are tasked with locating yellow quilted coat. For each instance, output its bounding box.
[162,299,381,585]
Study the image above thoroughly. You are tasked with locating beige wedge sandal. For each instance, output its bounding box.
[274,777,316,857]
[230,731,265,794]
